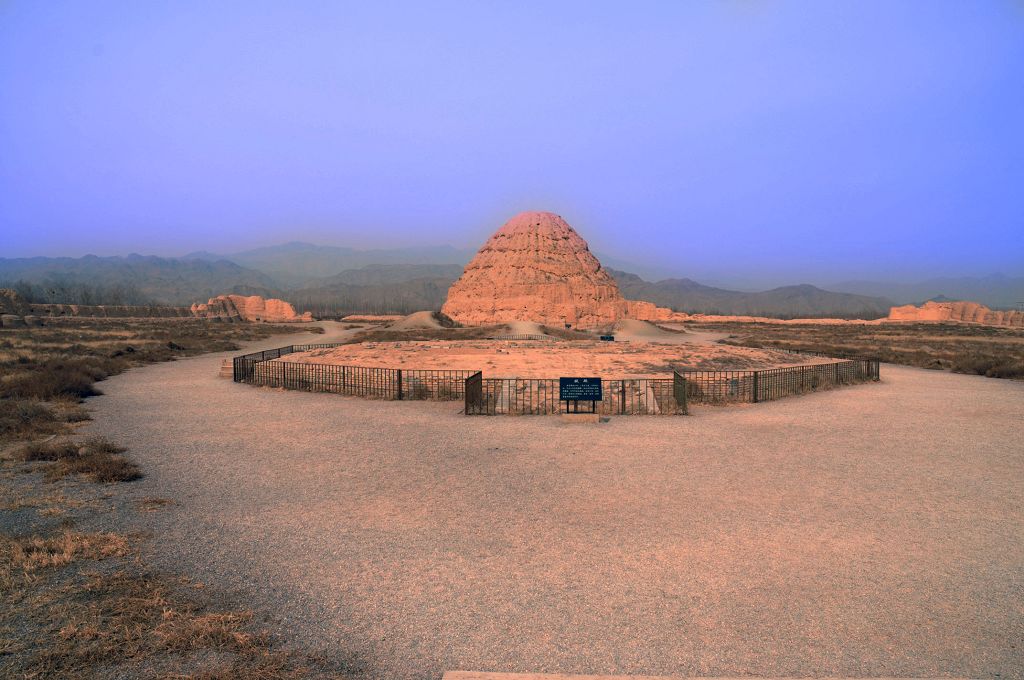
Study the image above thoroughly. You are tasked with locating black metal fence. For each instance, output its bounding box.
[464,374,688,415]
[233,344,475,400]
[677,358,880,404]
[488,334,553,341]
[234,344,879,415]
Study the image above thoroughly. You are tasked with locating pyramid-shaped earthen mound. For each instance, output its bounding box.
[441,211,627,329]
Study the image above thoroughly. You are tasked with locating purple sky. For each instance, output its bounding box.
[1,1,1022,286]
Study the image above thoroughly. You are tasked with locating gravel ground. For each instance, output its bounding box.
[81,324,1024,679]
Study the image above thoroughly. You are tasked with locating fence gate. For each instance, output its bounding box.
[464,371,483,415]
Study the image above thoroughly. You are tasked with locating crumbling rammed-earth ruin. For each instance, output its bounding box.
[441,211,680,328]
[888,300,1023,328]
[190,295,313,323]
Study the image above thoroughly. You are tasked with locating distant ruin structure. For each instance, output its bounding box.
[191,295,313,323]
[888,300,1024,328]
[0,288,312,325]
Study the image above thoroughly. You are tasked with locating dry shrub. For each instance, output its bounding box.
[953,356,1024,379]
[0,357,115,400]
[80,435,126,454]
[62,408,92,423]
[4,531,129,572]
[20,439,80,461]
[0,399,58,439]
[46,451,142,483]
[433,311,459,328]
[17,437,141,482]
[51,397,92,423]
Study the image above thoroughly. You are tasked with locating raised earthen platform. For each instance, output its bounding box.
[279,340,829,378]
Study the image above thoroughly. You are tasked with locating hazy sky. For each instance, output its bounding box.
[1,1,1022,286]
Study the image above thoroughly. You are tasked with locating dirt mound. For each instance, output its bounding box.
[503,321,549,336]
[612,319,681,340]
[388,311,452,330]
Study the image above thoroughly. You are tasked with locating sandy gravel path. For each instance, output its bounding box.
[82,326,1024,679]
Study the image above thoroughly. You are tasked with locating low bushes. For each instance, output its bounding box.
[952,356,1024,379]
[1,357,115,401]
[0,399,58,439]
[707,321,1024,381]
[17,436,141,483]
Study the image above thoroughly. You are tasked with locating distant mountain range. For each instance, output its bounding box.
[1,243,1020,317]
[608,270,892,319]
[0,254,278,305]
[181,241,475,289]
[829,274,1024,309]
[300,263,465,288]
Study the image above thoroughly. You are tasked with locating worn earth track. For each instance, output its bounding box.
[81,324,1023,679]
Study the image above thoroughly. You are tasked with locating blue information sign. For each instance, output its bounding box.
[559,377,602,402]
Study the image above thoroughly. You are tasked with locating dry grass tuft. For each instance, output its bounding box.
[16,436,141,482]
[0,399,61,441]
[20,439,81,461]
[154,610,265,652]
[53,398,92,423]
[1,554,341,678]
[184,654,314,679]
[45,450,142,483]
[138,497,174,511]
[80,435,127,454]
[4,530,129,572]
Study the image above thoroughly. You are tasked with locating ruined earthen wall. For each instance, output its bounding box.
[888,301,1024,328]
